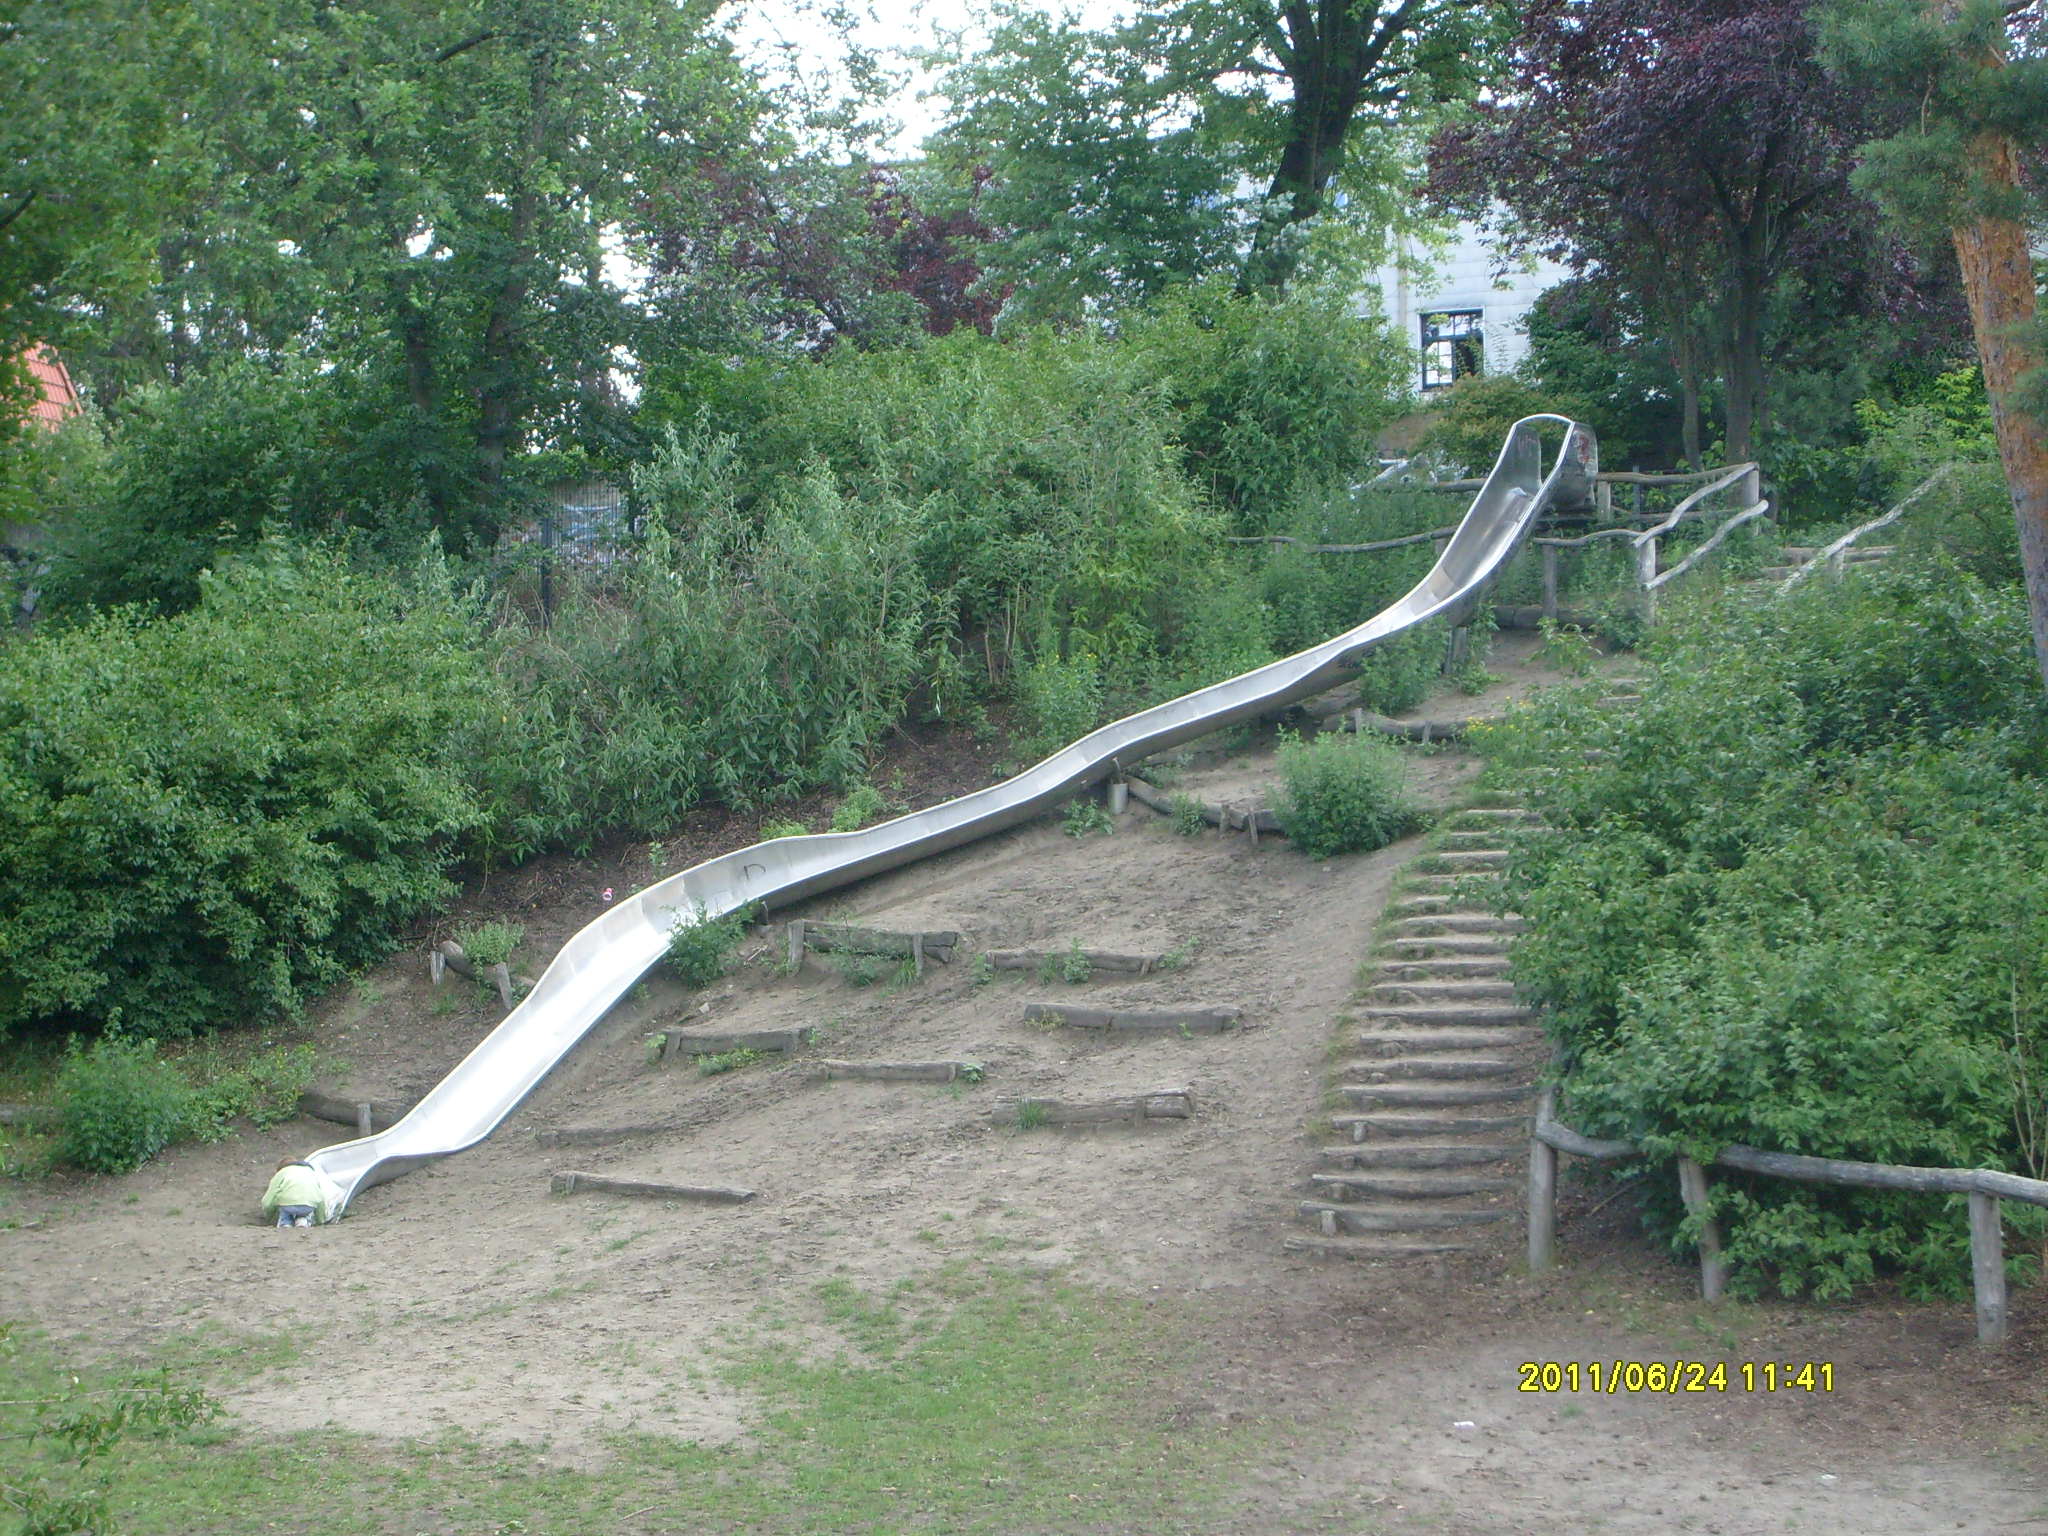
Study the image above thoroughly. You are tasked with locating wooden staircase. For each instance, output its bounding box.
[1287,806,1549,1260]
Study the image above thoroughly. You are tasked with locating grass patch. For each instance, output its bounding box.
[82,1265,1240,1535]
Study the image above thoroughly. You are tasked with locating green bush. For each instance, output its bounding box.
[0,540,498,1039]
[665,902,757,989]
[452,921,524,969]
[829,784,891,833]
[1121,279,1412,529]
[56,1039,196,1174]
[185,1043,318,1141]
[1271,731,1418,858]
[1486,567,2048,1298]
[1419,375,1590,477]
[38,360,439,618]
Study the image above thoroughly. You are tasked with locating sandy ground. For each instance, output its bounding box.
[4,631,2044,1533]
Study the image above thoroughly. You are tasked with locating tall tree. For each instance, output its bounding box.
[1818,0,2048,690]
[932,0,1494,316]
[1430,0,1879,461]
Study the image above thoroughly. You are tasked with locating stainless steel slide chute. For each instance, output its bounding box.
[306,416,1594,1213]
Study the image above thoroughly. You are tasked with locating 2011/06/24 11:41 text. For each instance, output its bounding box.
[1517,1361,1835,1394]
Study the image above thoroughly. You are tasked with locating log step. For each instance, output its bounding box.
[1353,1026,1540,1055]
[1431,831,1516,850]
[1362,1004,1535,1027]
[1374,957,1512,980]
[1318,1141,1519,1170]
[1385,894,1506,918]
[1400,872,1506,891]
[1385,914,1525,936]
[1339,1080,1536,1107]
[1344,1055,1526,1082]
[1364,978,1519,1003]
[1023,1003,1240,1034]
[1443,807,1543,825]
[1297,1200,1510,1234]
[661,1026,808,1058]
[1310,1169,1518,1200]
[1420,850,1509,870]
[1383,934,1516,957]
[550,1173,755,1204]
[820,1059,984,1084]
[1283,1234,1479,1260]
[1333,1110,1531,1140]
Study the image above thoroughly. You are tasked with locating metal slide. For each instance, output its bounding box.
[308,415,1595,1214]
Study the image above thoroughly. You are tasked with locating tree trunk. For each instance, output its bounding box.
[1951,129,2048,691]
[1719,247,1768,463]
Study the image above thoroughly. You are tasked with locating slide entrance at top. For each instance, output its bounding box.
[307,416,1595,1214]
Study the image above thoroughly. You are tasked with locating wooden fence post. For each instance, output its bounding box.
[1676,1157,1728,1301]
[1636,537,1659,627]
[1529,1142,1557,1272]
[1541,545,1560,623]
[1969,1192,2009,1344]
[356,1102,374,1137]
[786,919,806,972]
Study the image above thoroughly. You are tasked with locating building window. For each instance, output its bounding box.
[1420,310,1484,391]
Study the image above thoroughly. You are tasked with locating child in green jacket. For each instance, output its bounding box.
[261,1157,341,1227]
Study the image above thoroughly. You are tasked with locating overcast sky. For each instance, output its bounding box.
[730,1,1131,158]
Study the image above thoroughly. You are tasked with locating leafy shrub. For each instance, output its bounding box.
[186,1043,318,1141]
[696,1047,766,1077]
[56,1039,195,1174]
[760,819,812,840]
[1059,940,1093,984]
[1013,651,1104,759]
[1272,732,1419,858]
[1169,794,1208,837]
[1486,567,2048,1298]
[0,541,496,1040]
[1121,279,1412,528]
[1062,799,1112,837]
[830,784,891,833]
[1419,374,1589,477]
[665,902,757,989]
[452,921,523,970]
[38,361,437,618]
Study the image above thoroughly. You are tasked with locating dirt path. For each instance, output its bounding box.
[3,631,2042,1533]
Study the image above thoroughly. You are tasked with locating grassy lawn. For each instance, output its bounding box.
[8,1264,1254,1536]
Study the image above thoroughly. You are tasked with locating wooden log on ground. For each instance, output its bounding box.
[798,921,959,963]
[1023,1003,1241,1034]
[534,1125,672,1148]
[661,1026,808,1059]
[0,1103,62,1129]
[1491,605,1597,631]
[1337,710,1502,744]
[1010,1088,1195,1125]
[550,1172,755,1203]
[1123,777,1283,835]
[299,1090,415,1132]
[983,949,1164,975]
[819,1059,983,1084]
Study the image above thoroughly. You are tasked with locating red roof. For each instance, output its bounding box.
[21,345,80,430]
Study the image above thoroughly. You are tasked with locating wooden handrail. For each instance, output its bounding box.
[1777,465,1957,594]
[1528,1105,2048,1341]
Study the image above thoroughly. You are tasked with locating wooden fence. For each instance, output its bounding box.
[1528,1085,2048,1344]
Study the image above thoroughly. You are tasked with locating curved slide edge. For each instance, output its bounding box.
[308,415,1596,1213]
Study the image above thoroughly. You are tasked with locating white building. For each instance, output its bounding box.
[1362,222,1572,396]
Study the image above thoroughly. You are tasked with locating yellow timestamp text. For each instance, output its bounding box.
[1516,1360,1835,1394]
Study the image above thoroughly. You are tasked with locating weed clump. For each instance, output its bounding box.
[665,902,757,988]
[56,1039,196,1174]
[1272,731,1418,858]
